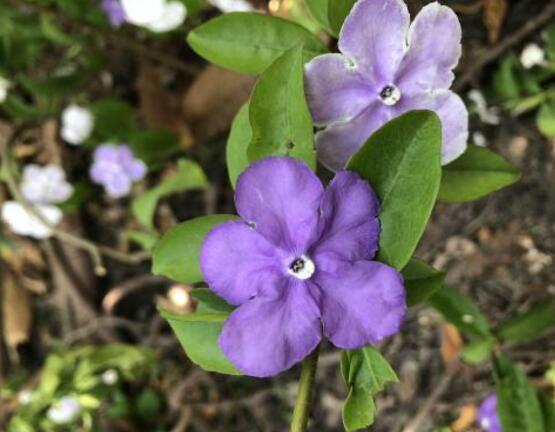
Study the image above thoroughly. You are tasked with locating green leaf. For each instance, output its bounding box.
[159,309,240,375]
[190,288,234,313]
[493,55,523,100]
[305,0,331,33]
[543,24,555,61]
[496,303,555,343]
[129,130,181,168]
[90,98,137,141]
[460,337,494,364]
[226,103,252,188]
[132,159,208,229]
[347,110,442,270]
[328,0,356,37]
[494,356,545,432]
[428,285,491,338]
[125,230,159,251]
[438,145,520,203]
[401,258,445,306]
[341,346,397,431]
[187,13,327,74]
[248,45,316,169]
[537,98,555,137]
[152,214,238,283]
[539,393,555,431]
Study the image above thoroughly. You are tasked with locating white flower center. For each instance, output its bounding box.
[379,84,401,106]
[288,255,315,280]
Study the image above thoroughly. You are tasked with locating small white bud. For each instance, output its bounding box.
[101,369,119,385]
[61,104,94,145]
[208,0,254,12]
[47,396,81,424]
[0,76,11,103]
[520,43,546,69]
[18,390,33,405]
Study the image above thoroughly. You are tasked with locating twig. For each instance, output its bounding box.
[6,0,200,76]
[401,363,461,432]
[454,0,555,91]
[1,126,151,274]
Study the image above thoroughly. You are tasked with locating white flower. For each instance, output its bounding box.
[208,0,254,13]
[145,1,187,33]
[467,89,500,125]
[121,0,186,32]
[472,131,487,147]
[20,164,73,205]
[101,369,119,385]
[61,104,94,145]
[520,43,546,69]
[0,76,10,103]
[47,396,81,425]
[1,201,62,239]
[18,390,33,405]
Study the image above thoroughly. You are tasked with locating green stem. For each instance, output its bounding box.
[290,344,320,432]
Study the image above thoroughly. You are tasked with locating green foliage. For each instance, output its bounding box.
[341,346,398,431]
[494,356,545,432]
[190,288,234,313]
[132,159,208,230]
[401,258,445,306]
[227,103,252,188]
[460,337,494,364]
[496,302,555,343]
[328,0,357,37]
[348,110,442,270]
[187,13,327,74]
[438,145,520,203]
[537,96,555,137]
[90,98,138,142]
[248,45,316,170]
[493,54,541,102]
[152,214,238,283]
[428,285,491,338]
[159,308,241,375]
[305,0,332,33]
[129,130,182,169]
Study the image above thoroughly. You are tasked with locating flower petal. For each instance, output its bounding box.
[219,278,322,377]
[314,259,406,348]
[339,0,409,84]
[397,89,468,164]
[235,157,323,252]
[313,171,380,262]
[316,103,393,171]
[396,2,462,93]
[305,54,374,126]
[201,220,285,305]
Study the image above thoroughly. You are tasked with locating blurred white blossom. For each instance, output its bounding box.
[208,0,254,12]
[47,396,81,425]
[61,104,94,145]
[0,76,10,103]
[18,390,33,405]
[21,164,73,205]
[520,43,546,69]
[1,201,62,239]
[121,0,186,32]
[467,89,500,125]
[101,369,119,385]
[472,131,487,147]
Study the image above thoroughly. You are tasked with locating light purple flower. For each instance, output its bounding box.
[101,0,127,27]
[305,0,468,171]
[90,144,146,198]
[478,394,502,432]
[200,157,406,377]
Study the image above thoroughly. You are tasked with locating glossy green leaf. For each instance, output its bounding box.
[347,110,442,270]
[428,285,491,338]
[248,45,316,169]
[496,302,555,343]
[187,13,327,74]
[159,308,240,375]
[439,145,520,203]
[90,98,137,141]
[328,0,357,37]
[341,346,397,431]
[152,214,238,283]
[132,159,208,229]
[190,288,234,313]
[226,103,251,188]
[125,230,159,251]
[494,356,545,432]
[537,98,555,137]
[401,258,445,306]
[305,0,331,32]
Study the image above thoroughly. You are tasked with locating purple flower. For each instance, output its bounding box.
[90,144,146,198]
[478,394,502,432]
[101,0,127,27]
[200,157,406,377]
[305,0,468,171]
